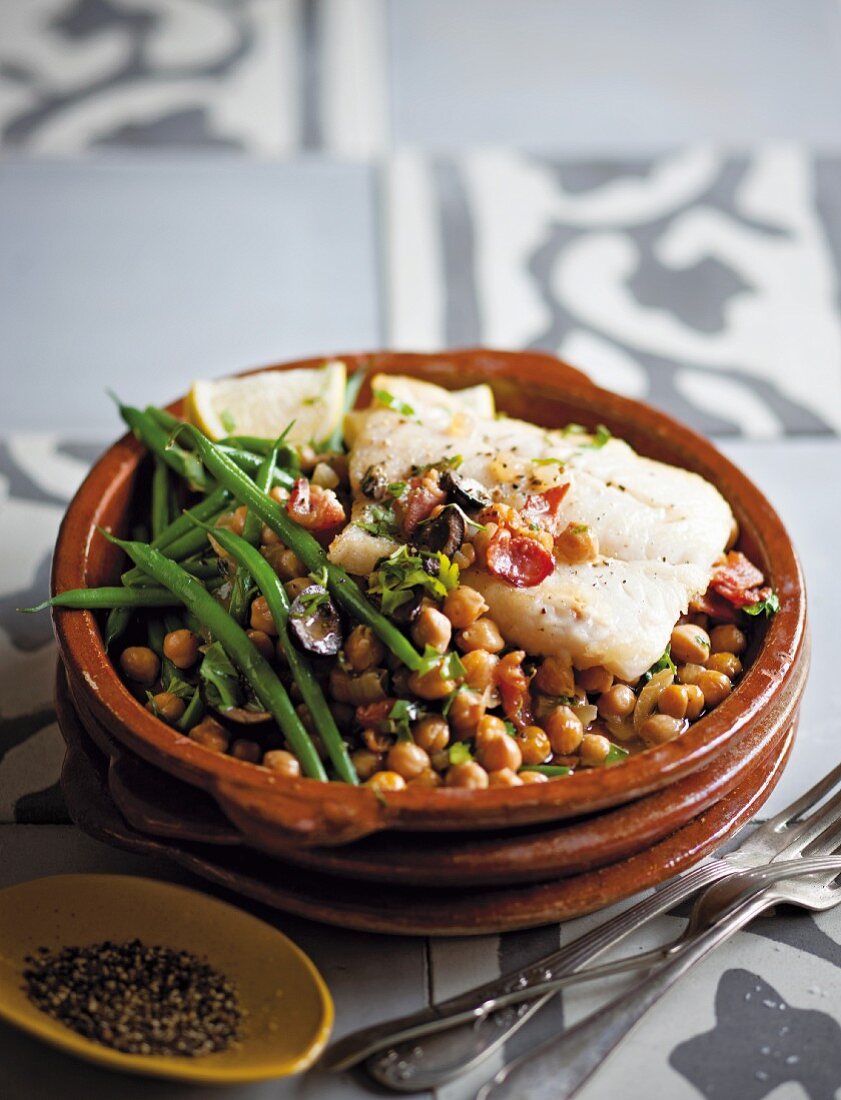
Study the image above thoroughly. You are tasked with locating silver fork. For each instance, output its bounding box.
[478,827,841,1100]
[322,761,841,1087]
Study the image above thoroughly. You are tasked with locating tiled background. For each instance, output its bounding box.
[1,3,840,1099]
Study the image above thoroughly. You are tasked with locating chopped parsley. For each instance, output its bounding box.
[604,743,630,767]
[531,457,565,468]
[296,586,331,616]
[570,523,589,535]
[387,698,427,741]
[355,502,400,539]
[416,645,467,680]
[443,683,473,716]
[503,720,517,738]
[448,741,474,766]
[411,454,463,477]
[373,388,416,418]
[520,764,572,777]
[642,644,677,683]
[367,545,460,616]
[583,424,612,449]
[743,592,780,617]
[388,481,408,498]
[561,423,587,435]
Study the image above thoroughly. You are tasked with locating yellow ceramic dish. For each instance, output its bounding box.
[0,874,333,1083]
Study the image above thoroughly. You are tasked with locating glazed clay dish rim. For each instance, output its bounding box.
[52,349,807,836]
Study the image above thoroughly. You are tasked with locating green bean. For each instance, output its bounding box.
[201,522,359,784]
[129,559,221,586]
[151,457,170,541]
[147,617,165,656]
[103,534,327,781]
[228,441,279,624]
[22,587,182,612]
[152,487,230,552]
[115,399,210,491]
[171,423,423,671]
[122,513,228,586]
[176,688,205,732]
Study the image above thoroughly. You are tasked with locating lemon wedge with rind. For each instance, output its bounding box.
[187,362,347,445]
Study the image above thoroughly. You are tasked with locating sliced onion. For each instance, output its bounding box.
[633,668,674,734]
[572,703,598,729]
[604,715,636,742]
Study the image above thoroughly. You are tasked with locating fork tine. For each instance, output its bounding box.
[775,786,841,860]
[759,760,841,837]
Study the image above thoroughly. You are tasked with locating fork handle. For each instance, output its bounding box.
[477,890,774,1100]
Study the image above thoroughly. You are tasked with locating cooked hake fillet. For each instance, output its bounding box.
[329,376,735,679]
[465,561,710,682]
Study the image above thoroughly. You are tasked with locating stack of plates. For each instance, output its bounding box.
[51,351,809,936]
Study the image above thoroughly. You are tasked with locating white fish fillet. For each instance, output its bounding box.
[329,378,734,679]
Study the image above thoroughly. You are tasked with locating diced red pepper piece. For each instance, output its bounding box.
[520,483,570,536]
[709,551,766,608]
[485,527,554,588]
[286,477,346,531]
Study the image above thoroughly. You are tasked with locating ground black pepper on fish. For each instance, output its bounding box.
[23,939,243,1057]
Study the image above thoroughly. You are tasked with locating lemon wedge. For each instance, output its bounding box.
[187,361,347,444]
[368,374,495,422]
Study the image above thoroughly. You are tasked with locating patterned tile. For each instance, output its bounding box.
[384,148,841,437]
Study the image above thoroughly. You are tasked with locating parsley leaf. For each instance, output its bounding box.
[642,644,676,683]
[355,502,400,539]
[531,457,565,467]
[388,481,408,498]
[373,388,416,418]
[368,546,460,617]
[743,592,780,617]
[387,698,426,741]
[604,743,629,766]
[415,646,466,680]
[199,641,242,710]
[448,741,474,766]
[582,424,612,449]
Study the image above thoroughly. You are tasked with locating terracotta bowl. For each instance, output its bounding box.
[53,350,808,848]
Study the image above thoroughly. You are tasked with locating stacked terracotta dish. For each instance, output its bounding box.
[51,350,809,935]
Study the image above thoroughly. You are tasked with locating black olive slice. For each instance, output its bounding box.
[288,585,343,655]
[414,507,466,558]
[441,470,491,512]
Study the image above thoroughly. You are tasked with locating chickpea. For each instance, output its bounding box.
[162,629,199,670]
[269,485,289,504]
[119,646,160,686]
[448,690,486,736]
[554,522,600,565]
[250,595,277,635]
[262,545,306,581]
[476,731,522,773]
[260,523,282,546]
[461,649,499,693]
[262,749,301,777]
[443,585,489,629]
[658,684,689,720]
[544,705,584,755]
[576,666,614,694]
[284,577,311,601]
[697,670,731,708]
[345,624,386,672]
[413,715,450,754]
[430,749,451,773]
[216,505,248,537]
[408,665,457,701]
[365,770,407,793]
[639,714,684,746]
[190,718,229,754]
[670,624,711,665]
[387,741,431,780]
[412,606,453,654]
[597,683,636,719]
[534,655,575,697]
[516,725,552,766]
[677,663,706,686]
[709,624,747,656]
[488,768,523,788]
[148,691,186,723]
[519,770,549,784]
[231,739,261,763]
[456,617,505,654]
[409,768,442,789]
[362,727,392,753]
[247,629,275,662]
[579,732,611,766]
[685,684,705,720]
[445,762,489,789]
[706,652,742,679]
[350,748,384,780]
[475,714,509,743]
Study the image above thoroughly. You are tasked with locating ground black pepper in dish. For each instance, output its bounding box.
[22,939,243,1057]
